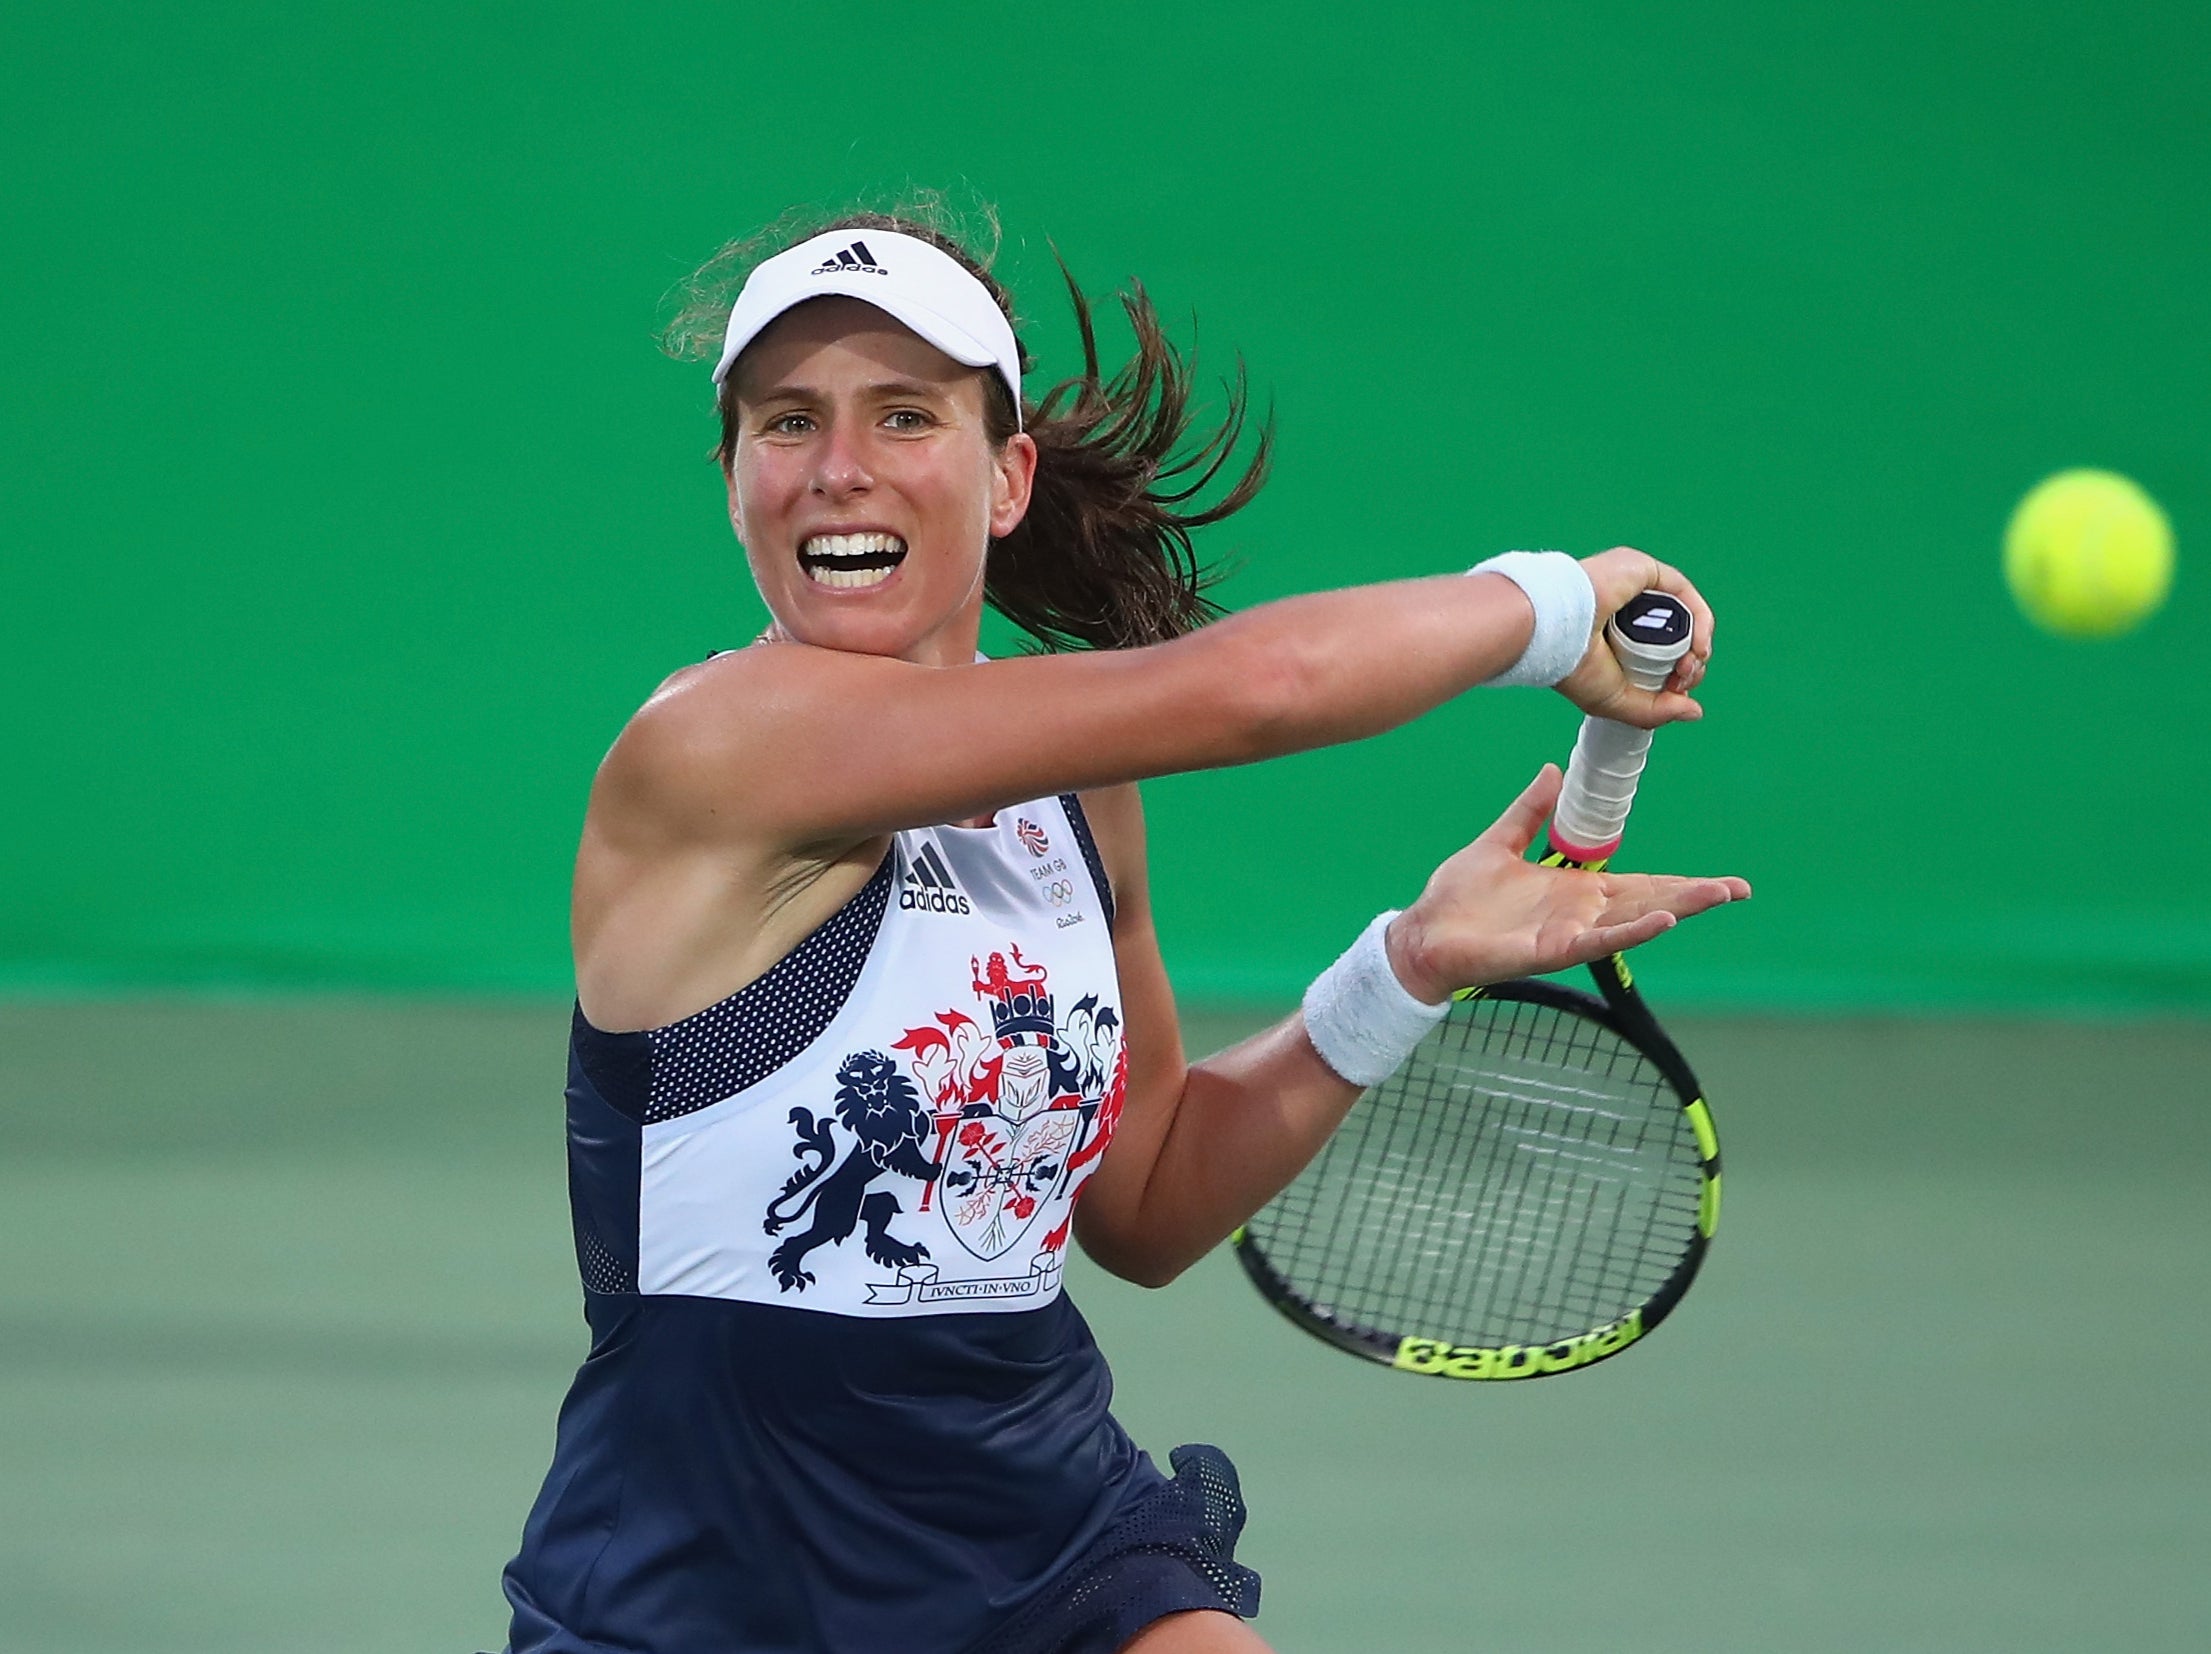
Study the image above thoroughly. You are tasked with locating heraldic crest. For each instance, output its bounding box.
[761,945,1125,1299]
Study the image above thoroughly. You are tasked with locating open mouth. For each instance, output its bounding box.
[800,531,907,590]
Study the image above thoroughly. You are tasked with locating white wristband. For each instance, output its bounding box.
[1468,551,1597,687]
[1301,910,1449,1088]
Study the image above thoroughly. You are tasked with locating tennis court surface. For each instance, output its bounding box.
[3,998,2205,1653]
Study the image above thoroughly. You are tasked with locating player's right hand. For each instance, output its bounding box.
[1556,547,1714,727]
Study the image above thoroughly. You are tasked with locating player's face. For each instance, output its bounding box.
[727,297,1035,668]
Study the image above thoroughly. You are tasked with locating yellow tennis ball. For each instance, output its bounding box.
[2003,469,2174,638]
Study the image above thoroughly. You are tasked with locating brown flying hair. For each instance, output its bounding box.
[660,198,1271,652]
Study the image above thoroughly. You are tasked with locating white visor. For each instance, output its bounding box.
[711,228,1023,428]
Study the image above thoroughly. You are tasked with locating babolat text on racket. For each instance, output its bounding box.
[1232,591,1720,1380]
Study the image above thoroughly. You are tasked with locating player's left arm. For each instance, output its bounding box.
[1071,773,1748,1288]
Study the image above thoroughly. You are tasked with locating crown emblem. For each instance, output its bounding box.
[973,945,1054,1046]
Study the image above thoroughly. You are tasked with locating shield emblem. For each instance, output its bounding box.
[939,1106,1082,1261]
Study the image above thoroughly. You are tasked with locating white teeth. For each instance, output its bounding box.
[800,530,905,590]
[810,564,896,589]
[801,531,905,559]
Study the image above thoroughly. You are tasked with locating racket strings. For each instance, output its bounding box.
[1252,995,1703,1350]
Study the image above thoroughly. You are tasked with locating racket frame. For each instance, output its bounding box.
[1233,589,1722,1380]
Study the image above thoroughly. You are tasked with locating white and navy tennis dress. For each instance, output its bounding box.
[502,790,1259,1654]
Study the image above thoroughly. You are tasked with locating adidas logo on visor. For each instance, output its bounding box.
[811,240,887,276]
[899,842,971,915]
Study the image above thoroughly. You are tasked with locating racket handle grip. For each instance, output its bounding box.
[1550,592,1694,862]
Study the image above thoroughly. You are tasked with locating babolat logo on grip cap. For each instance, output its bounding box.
[899,842,971,915]
[811,240,887,275]
[1615,591,1690,644]
[1392,1310,1645,1380]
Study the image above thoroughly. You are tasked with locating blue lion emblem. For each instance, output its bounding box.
[762,1050,939,1291]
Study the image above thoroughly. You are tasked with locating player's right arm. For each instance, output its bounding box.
[602,549,1711,853]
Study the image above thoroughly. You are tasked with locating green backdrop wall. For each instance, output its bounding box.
[5,2,2207,1011]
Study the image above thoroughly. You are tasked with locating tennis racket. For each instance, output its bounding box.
[1232,590,1720,1380]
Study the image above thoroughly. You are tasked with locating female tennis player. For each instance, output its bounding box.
[498,208,1748,1654]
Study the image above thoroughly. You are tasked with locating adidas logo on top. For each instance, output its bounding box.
[811,240,887,276]
[900,841,971,915]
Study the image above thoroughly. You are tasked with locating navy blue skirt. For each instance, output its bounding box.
[967,1443,1262,1654]
[506,1284,1265,1653]
[495,1441,1257,1654]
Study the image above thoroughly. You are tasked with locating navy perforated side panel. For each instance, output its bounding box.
[565,1014,644,1294]
[644,852,893,1123]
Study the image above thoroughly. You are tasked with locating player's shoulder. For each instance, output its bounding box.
[623,640,881,753]
[645,635,849,702]
[597,641,850,821]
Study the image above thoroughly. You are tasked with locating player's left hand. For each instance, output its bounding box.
[1384,765,1751,1003]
